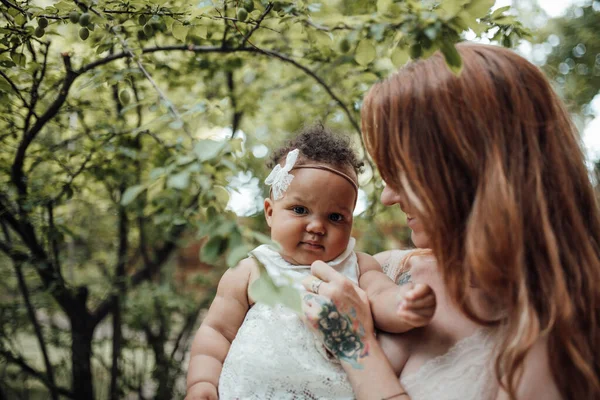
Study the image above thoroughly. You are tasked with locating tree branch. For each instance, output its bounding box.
[0,350,74,399]
[110,200,128,400]
[227,70,243,138]
[46,201,64,285]
[0,69,29,107]
[0,241,29,262]
[13,261,59,400]
[242,3,273,46]
[0,0,25,14]
[220,1,230,48]
[258,48,361,135]
[76,1,193,140]
[12,53,79,198]
[50,134,113,203]
[91,217,190,326]
[1,194,75,316]
[80,45,362,136]
[170,303,204,362]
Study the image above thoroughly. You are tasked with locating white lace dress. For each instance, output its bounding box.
[218,239,360,400]
[383,250,499,400]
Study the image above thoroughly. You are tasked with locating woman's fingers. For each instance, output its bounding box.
[311,260,351,284]
[301,275,329,295]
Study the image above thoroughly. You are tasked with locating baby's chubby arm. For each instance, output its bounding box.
[357,252,436,333]
[185,258,255,400]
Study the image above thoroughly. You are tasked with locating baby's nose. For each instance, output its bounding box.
[306,217,325,235]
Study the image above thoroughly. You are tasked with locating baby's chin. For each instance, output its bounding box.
[289,254,336,266]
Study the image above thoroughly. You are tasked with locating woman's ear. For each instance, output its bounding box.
[264,198,274,227]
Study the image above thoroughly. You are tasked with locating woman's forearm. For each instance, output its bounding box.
[341,335,410,400]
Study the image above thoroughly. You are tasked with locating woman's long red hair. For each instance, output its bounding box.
[362,43,600,399]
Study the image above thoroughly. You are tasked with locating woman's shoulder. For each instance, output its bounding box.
[373,249,415,282]
[373,249,413,264]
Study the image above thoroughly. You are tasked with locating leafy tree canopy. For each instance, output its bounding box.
[0,0,525,398]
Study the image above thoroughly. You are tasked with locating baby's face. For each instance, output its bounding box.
[264,167,356,265]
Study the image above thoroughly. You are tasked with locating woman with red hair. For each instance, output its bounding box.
[302,43,600,400]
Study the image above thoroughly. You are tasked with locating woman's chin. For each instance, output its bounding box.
[411,230,431,249]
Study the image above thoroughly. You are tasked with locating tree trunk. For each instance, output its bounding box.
[110,296,122,400]
[70,299,94,400]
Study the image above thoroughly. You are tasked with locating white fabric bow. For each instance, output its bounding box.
[265,149,299,200]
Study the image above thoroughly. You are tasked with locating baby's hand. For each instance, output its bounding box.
[396,283,436,328]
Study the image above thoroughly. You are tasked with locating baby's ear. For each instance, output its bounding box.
[264,198,274,227]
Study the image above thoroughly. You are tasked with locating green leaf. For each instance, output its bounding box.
[454,10,477,31]
[230,138,243,153]
[491,5,511,19]
[193,139,226,162]
[96,43,112,54]
[355,40,376,66]
[192,25,208,39]
[226,244,252,268]
[169,119,184,130]
[15,13,28,25]
[390,46,410,68]
[377,0,392,14]
[249,259,302,313]
[214,185,230,205]
[464,0,494,19]
[149,167,167,180]
[167,170,191,190]
[121,185,146,206]
[492,15,516,25]
[441,40,463,75]
[201,235,227,263]
[10,52,25,67]
[0,76,12,93]
[172,22,189,42]
[249,230,277,246]
[437,0,463,19]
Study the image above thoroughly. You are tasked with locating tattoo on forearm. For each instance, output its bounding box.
[304,294,369,369]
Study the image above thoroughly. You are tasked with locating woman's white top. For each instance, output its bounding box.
[218,239,360,400]
[400,329,497,400]
[383,250,499,400]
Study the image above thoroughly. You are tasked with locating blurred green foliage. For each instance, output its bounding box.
[0,0,531,398]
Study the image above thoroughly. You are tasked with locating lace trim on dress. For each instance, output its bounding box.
[400,329,498,400]
[381,249,413,283]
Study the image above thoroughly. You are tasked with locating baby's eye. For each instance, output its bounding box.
[329,213,344,222]
[292,206,308,215]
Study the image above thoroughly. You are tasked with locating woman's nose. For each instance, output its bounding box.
[380,185,402,206]
[306,217,325,235]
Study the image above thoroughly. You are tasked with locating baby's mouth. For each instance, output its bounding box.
[301,241,324,250]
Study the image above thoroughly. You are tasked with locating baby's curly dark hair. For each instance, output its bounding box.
[267,124,364,174]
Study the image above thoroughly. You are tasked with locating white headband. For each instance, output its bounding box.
[265,149,299,200]
[265,149,359,202]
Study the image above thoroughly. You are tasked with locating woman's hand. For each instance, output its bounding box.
[301,260,376,368]
[301,261,410,399]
